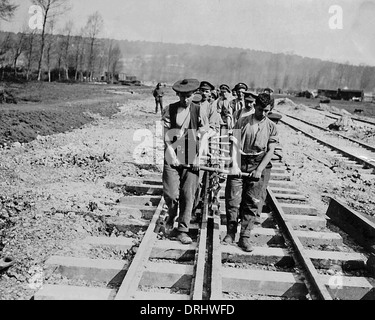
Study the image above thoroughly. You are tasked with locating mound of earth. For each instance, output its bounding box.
[0,104,120,148]
[275,98,296,107]
[316,103,352,116]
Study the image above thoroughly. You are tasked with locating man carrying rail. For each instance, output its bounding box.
[223,93,279,252]
[161,78,209,245]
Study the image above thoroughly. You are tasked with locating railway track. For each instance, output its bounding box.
[33,151,375,300]
[283,113,375,154]
[305,107,375,128]
[327,111,375,128]
[276,111,375,176]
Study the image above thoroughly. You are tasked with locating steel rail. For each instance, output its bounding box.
[304,106,375,127]
[191,171,210,300]
[114,198,166,300]
[280,112,375,153]
[267,188,333,300]
[280,117,375,172]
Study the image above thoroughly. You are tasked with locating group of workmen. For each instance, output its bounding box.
[157,79,281,252]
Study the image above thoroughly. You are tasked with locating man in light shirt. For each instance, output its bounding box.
[162,78,208,245]
[223,93,278,252]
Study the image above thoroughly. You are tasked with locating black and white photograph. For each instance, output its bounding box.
[0,0,375,306]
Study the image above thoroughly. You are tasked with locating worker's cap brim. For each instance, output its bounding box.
[173,79,200,93]
[234,83,249,91]
[219,84,231,92]
[199,81,215,91]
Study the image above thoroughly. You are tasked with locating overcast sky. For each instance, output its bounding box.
[2,0,375,66]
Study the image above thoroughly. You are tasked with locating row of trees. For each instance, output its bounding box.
[117,41,375,93]
[0,0,123,82]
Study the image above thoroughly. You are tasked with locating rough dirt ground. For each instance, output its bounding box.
[273,99,375,220]
[0,83,374,300]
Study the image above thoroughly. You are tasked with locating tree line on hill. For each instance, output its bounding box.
[117,40,375,93]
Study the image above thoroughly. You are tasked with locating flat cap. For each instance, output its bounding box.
[219,84,231,92]
[200,81,215,91]
[234,82,248,91]
[172,78,200,93]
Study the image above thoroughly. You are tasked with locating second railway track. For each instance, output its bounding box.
[277,111,375,176]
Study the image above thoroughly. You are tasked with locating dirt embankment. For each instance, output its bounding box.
[0,82,139,147]
[274,98,375,221]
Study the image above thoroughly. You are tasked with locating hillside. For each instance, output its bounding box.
[116,40,375,92]
[1,31,375,92]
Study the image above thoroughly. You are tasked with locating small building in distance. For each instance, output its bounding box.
[363,92,375,103]
[118,73,141,86]
[317,89,340,100]
[296,90,315,98]
[100,72,141,85]
[337,89,364,101]
[317,88,364,101]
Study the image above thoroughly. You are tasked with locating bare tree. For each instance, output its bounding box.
[45,20,56,82]
[32,0,70,81]
[0,32,11,57]
[85,11,103,81]
[72,27,85,81]
[105,39,113,82]
[73,36,82,81]
[55,35,64,80]
[55,21,73,81]
[78,37,87,81]
[0,33,11,80]
[0,0,18,21]
[107,41,122,83]
[62,21,73,80]
[96,41,106,81]
[10,32,26,76]
[24,29,38,80]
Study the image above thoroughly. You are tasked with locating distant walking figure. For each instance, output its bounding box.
[153,83,165,114]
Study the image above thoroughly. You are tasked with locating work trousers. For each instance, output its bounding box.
[225,167,271,238]
[155,98,163,114]
[163,163,199,233]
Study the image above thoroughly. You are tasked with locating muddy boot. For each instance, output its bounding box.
[238,236,253,252]
[238,218,256,252]
[222,222,237,245]
[222,233,235,245]
[177,232,192,245]
[164,215,176,235]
